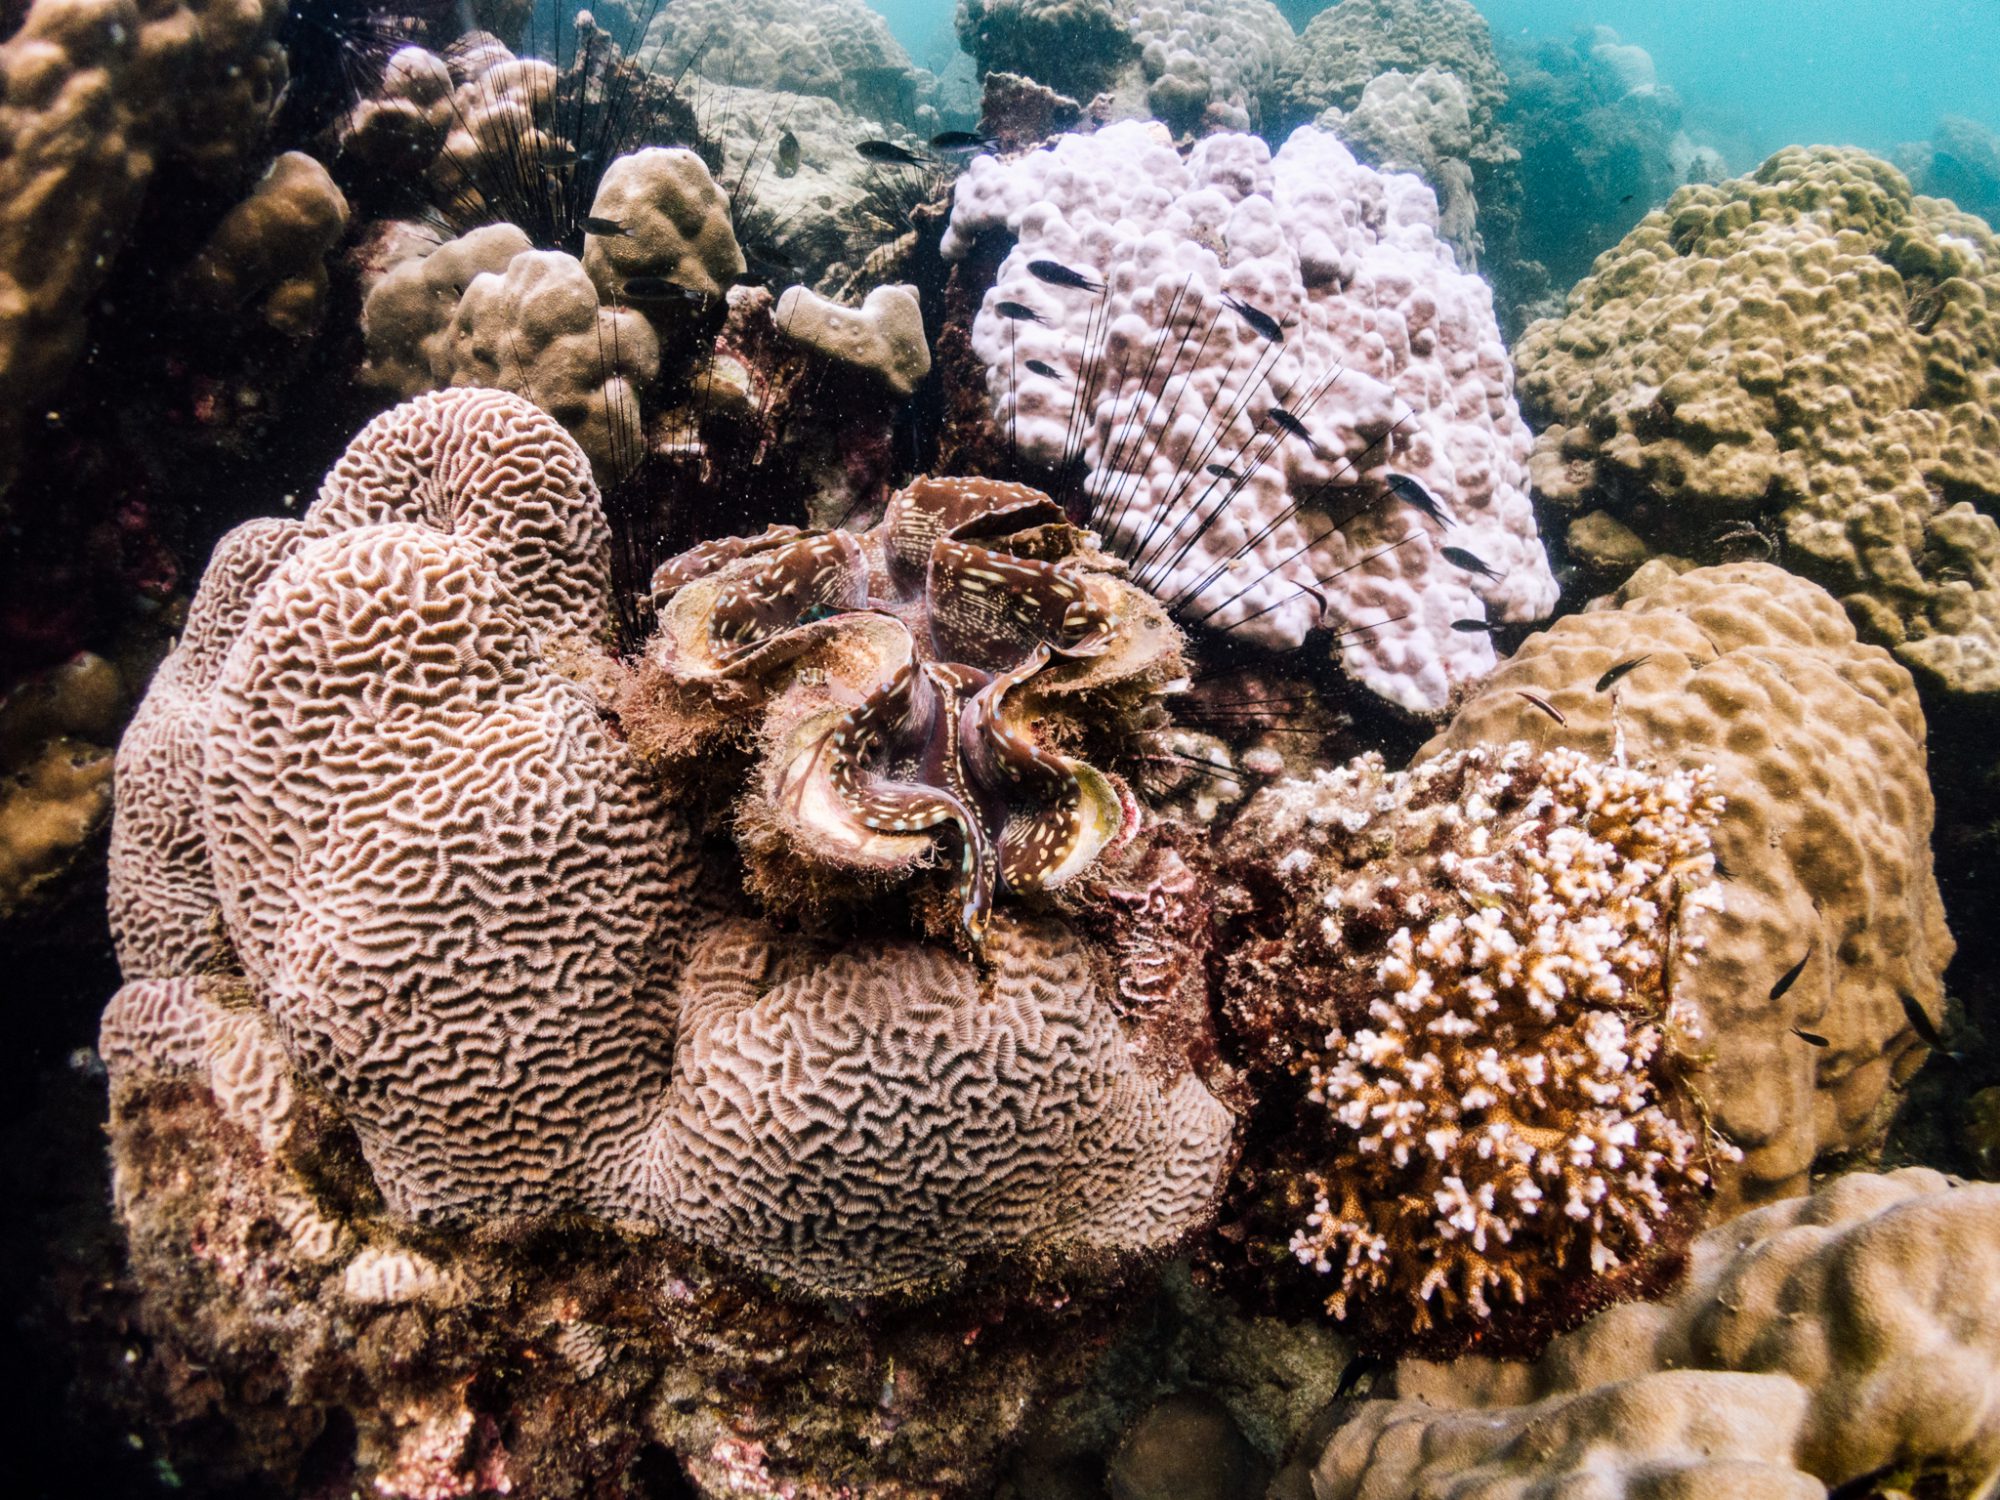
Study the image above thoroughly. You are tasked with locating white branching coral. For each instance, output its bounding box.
[1217,743,1728,1340]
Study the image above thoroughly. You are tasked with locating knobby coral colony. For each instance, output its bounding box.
[636,474,1184,946]
[1214,742,1730,1350]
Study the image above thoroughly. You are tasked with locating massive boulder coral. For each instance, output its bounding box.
[942,121,1556,712]
[0,0,288,496]
[582,146,745,302]
[1316,68,1482,268]
[640,0,933,122]
[1278,0,1509,143]
[360,227,661,475]
[173,152,351,337]
[1288,1168,2000,1500]
[1211,741,1724,1348]
[0,651,126,921]
[1518,146,2000,694]
[1423,562,1952,1207]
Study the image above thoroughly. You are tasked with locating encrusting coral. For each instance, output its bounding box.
[942,121,1556,712]
[1423,562,1952,1208]
[1519,146,2000,694]
[1289,1168,2000,1500]
[1211,740,1723,1348]
[625,473,1185,942]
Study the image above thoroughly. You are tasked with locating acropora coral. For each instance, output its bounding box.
[1212,740,1723,1347]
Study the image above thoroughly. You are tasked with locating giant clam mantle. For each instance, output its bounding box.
[629,474,1187,942]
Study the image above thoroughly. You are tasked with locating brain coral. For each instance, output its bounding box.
[943,121,1555,712]
[108,391,1233,1298]
[1518,146,2000,693]
[624,913,1235,1295]
[1213,740,1722,1346]
[1294,1168,2000,1500]
[1421,562,1952,1208]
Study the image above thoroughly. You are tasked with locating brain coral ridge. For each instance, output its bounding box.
[1213,738,1723,1344]
[943,121,1556,712]
[105,391,1233,1296]
[1296,1168,2000,1500]
[1519,145,2000,695]
[1422,561,1952,1209]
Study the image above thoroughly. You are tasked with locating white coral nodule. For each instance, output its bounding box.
[1284,745,1726,1330]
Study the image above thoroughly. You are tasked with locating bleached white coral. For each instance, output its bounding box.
[942,122,1556,712]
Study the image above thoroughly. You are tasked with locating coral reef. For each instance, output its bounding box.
[0,0,289,496]
[0,652,126,921]
[1278,0,1509,144]
[626,473,1184,938]
[1211,741,1721,1348]
[1286,1168,2000,1500]
[582,146,746,302]
[1896,113,2000,227]
[774,283,933,396]
[942,121,1556,712]
[1315,68,1482,267]
[641,0,933,123]
[956,0,1138,107]
[360,227,662,475]
[1424,562,1952,1206]
[1519,146,2000,693]
[173,152,351,337]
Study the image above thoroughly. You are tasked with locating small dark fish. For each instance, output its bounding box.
[1205,463,1241,481]
[1027,258,1104,294]
[1712,849,1732,880]
[1452,618,1501,634]
[1899,991,1958,1056]
[1792,1027,1829,1047]
[1024,358,1062,379]
[622,275,704,300]
[1384,472,1454,527]
[994,300,1047,324]
[1441,544,1503,581]
[1515,689,1566,725]
[1269,407,1320,453]
[857,139,928,166]
[582,215,630,237]
[930,130,996,151]
[776,129,801,178]
[1333,1352,1385,1402]
[1224,294,1285,342]
[1826,1464,1900,1500]
[1594,654,1651,692]
[1620,192,1636,204]
[1769,949,1811,1001]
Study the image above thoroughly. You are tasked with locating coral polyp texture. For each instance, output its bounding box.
[1518,146,2000,694]
[629,913,1234,1295]
[941,122,1556,712]
[1212,741,1721,1346]
[628,473,1186,942]
[1294,1169,2000,1500]
[1422,562,1952,1207]
[1278,0,1510,141]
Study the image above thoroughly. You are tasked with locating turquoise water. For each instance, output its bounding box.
[867,0,2000,164]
